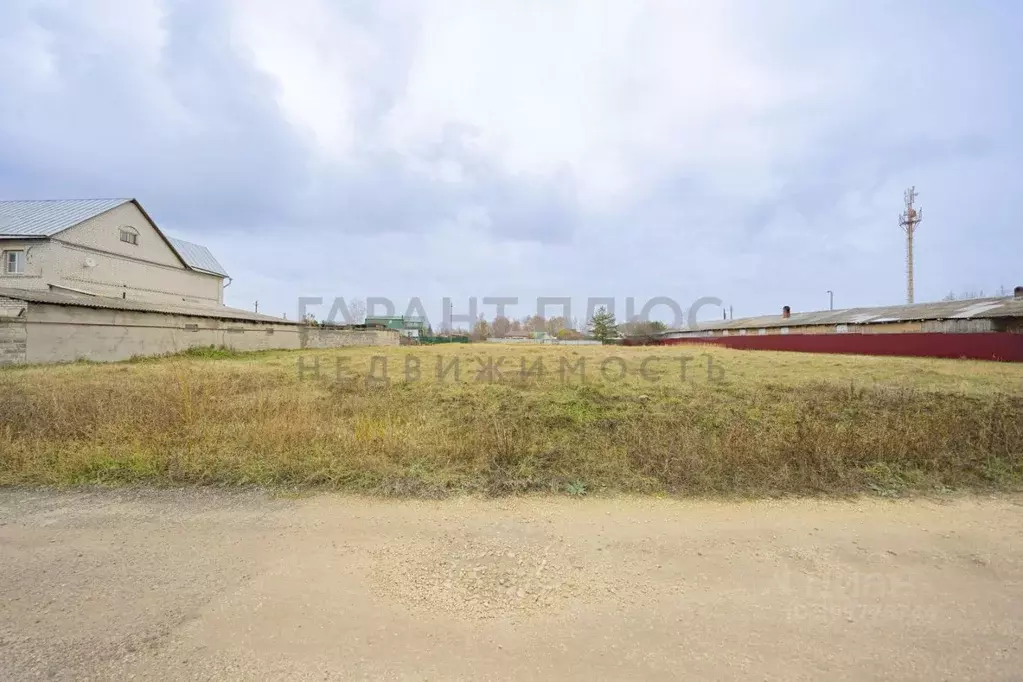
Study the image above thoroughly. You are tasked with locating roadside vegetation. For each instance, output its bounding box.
[1,344,1021,496]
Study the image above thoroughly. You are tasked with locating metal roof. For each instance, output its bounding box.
[0,199,130,237]
[670,297,1023,334]
[0,198,228,278]
[168,237,229,277]
[0,287,296,325]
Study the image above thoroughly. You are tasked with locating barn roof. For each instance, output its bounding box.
[673,296,1023,334]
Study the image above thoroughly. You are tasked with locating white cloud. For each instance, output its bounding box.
[225,0,385,157]
[1,0,1020,318]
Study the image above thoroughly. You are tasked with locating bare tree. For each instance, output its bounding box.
[347,298,367,325]
[471,314,490,342]
[523,315,546,333]
[545,316,567,337]
[491,315,511,338]
[942,289,986,302]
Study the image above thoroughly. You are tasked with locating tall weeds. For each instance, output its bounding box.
[1,347,1020,496]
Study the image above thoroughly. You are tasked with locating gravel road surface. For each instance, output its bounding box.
[1,489,1021,680]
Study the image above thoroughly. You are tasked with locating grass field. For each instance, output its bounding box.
[1,344,1022,496]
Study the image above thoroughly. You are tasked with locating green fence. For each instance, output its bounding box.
[419,335,470,344]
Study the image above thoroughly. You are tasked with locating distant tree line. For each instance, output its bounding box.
[941,285,1012,302]
[467,308,668,344]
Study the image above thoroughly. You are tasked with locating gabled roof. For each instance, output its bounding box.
[0,198,228,278]
[168,237,229,277]
[0,199,129,237]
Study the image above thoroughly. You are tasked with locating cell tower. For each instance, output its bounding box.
[898,186,922,305]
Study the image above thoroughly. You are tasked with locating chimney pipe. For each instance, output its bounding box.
[782,305,791,319]
[1014,286,1023,301]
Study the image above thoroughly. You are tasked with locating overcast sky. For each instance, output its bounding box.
[1,0,1020,325]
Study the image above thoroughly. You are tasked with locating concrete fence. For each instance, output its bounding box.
[0,297,399,366]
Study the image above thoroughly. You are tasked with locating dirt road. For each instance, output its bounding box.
[1,489,1020,680]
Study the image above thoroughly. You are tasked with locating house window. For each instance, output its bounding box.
[119,228,139,245]
[3,250,25,274]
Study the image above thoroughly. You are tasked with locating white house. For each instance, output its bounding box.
[0,199,228,307]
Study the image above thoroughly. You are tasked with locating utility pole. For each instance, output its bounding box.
[898,187,923,305]
[254,300,259,314]
[826,290,833,310]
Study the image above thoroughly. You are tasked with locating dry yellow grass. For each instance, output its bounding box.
[1,343,1021,496]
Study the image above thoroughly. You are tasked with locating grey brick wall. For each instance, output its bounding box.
[0,319,27,365]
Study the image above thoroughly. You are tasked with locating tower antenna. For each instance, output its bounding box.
[898,187,922,304]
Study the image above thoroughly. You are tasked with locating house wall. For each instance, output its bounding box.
[46,241,223,306]
[60,202,184,268]
[0,240,50,290]
[0,202,224,306]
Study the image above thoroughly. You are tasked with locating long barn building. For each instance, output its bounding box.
[644,292,1023,362]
